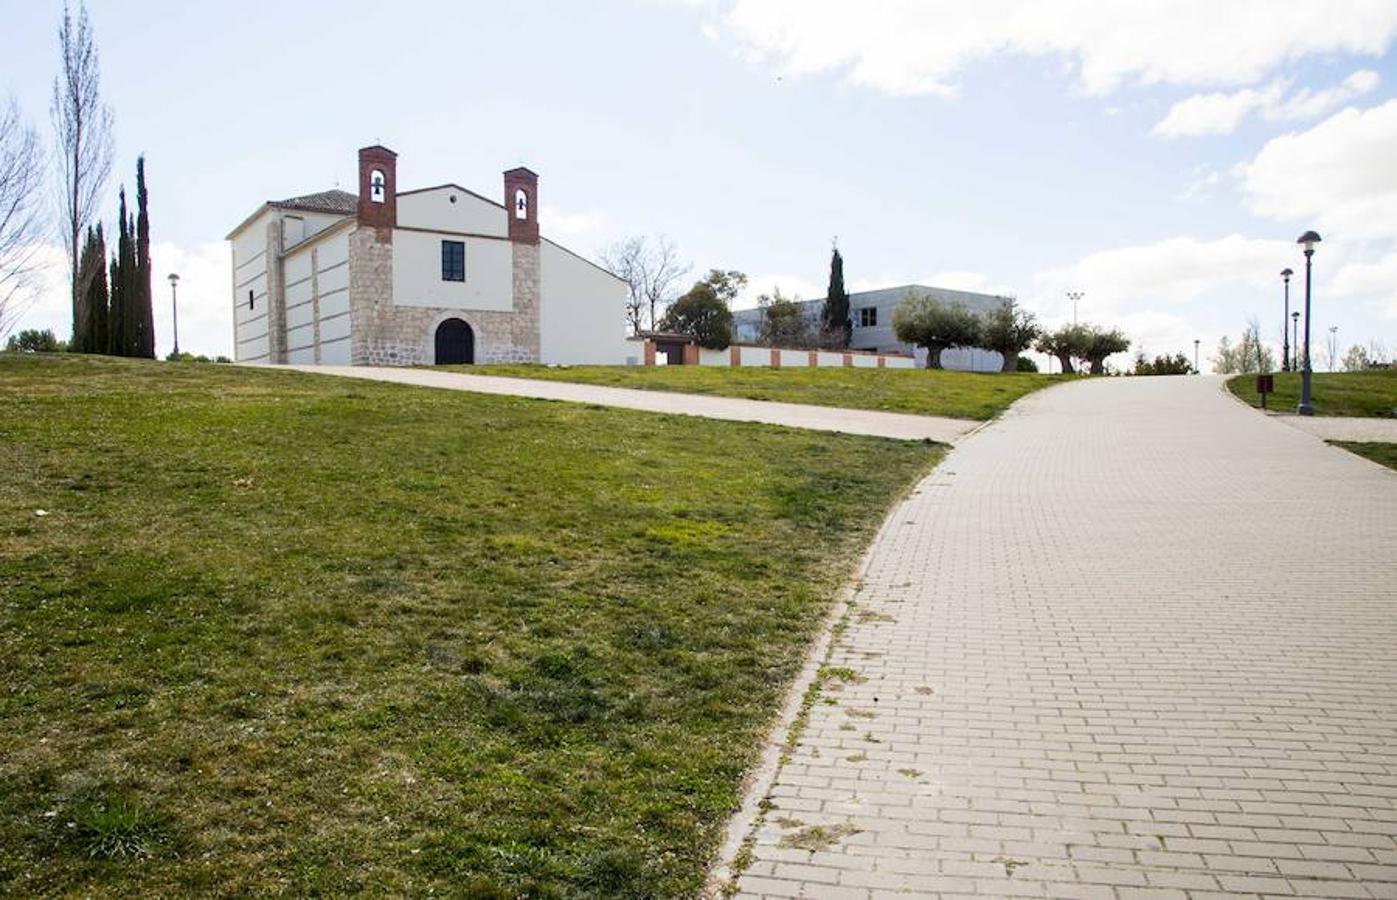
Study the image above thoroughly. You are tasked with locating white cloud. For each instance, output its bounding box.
[1238,99,1397,240]
[541,205,611,255]
[1152,85,1281,138]
[1036,234,1295,308]
[1152,69,1381,137]
[735,272,823,310]
[702,1,1397,97]
[1177,165,1222,202]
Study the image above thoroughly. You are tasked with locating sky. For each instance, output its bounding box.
[3,0,1396,370]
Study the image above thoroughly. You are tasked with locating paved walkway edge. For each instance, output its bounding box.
[703,453,951,897]
[252,364,981,443]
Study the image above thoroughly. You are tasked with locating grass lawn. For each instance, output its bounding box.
[1227,368,1397,417]
[1332,441,1397,472]
[0,354,941,897]
[456,364,1065,421]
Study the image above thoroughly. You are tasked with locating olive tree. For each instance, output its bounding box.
[891,293,981,369]
[980,296,1039,372]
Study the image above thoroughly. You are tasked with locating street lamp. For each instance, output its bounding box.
[1066,290,1084,326]
[168,273,180,357]
[1193,338,1200,374]
[1296,230,1321,416]
[1291,311,1299,374]
[1280,268,1293,371]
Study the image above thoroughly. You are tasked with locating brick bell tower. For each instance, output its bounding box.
[504,167,539,244]
[357,145,397,241]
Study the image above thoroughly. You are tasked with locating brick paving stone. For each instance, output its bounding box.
[731,376,1397,897]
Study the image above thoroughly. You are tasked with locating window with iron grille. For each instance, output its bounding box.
[858,307,877,327]
[441,241,465,282]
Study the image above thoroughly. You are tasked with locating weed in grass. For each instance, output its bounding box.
[777,822,862,852]
[898,768,923,780]
[73,798,169,860]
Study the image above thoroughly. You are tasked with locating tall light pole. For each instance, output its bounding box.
[1296,230,1321,416]
[1194,338,1200,374]
[1066,290,1084,326]
[168,272,181,357]
[1328,325,1338,372]
[1280,268,1293,371]
[1291,311,1300,374]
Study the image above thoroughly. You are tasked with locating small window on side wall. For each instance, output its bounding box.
[858,307,877,327]
[441,240,465,282]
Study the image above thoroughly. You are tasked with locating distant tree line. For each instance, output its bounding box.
[0,2,156,356]
[892,293,1130,373]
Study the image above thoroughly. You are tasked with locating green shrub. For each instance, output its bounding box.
[1015,356,1039,372]
[5,328,67,353]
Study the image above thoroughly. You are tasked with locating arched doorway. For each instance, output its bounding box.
[434,318,474,365]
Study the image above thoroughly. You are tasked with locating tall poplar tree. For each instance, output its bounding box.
[52,1,114,347]
[820,243,851,349]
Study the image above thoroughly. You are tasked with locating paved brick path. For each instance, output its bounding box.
[271,365,980,443]
[730,375,1397,899]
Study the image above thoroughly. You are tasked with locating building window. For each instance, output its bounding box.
[248,289,255,310]
[441,240,465,282]
[858,307,877,327]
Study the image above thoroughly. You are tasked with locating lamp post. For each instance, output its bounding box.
[1296,230,1321,416]
[1066,290,1084,326]
[167,273,180,357]
[1280,268,1293,371]
[1291,311,1299,375]
[1193,339,1200,374]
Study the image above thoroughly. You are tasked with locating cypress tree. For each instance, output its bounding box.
[133,156,154,358]
[89,224,109,354]
[820,243,851,349]
[109,187,134,356]
[107,254,122,355]
[75,225,109,353]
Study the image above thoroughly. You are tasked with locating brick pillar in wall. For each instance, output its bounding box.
[843,352,853,367]
[357,145,397,242]
[877,355,885,368]
[682,343,699,366]
[808,350,818,367]
[770,348,781,368]
[645,340,657,366]
[504,167,540,244]
[265,219,287,364]
[731,345,741,366]
[505,167,541,362]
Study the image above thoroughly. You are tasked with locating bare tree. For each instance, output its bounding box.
[0,99,45,340]
[52,0,113,344]
[601,235,647,334]
[600,234,689,333]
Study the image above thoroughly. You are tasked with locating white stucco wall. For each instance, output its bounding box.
[699,347,730,366]
[397,187,507,236]
[391,230,513,311]
[777,348,808,367]
[231,209,273,362]
[539,240,630,364]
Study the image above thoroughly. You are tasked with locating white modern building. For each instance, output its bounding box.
[732,284,1009,371]
[227,145,629,366]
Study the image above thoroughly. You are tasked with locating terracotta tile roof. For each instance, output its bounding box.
[272,189,358,216]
